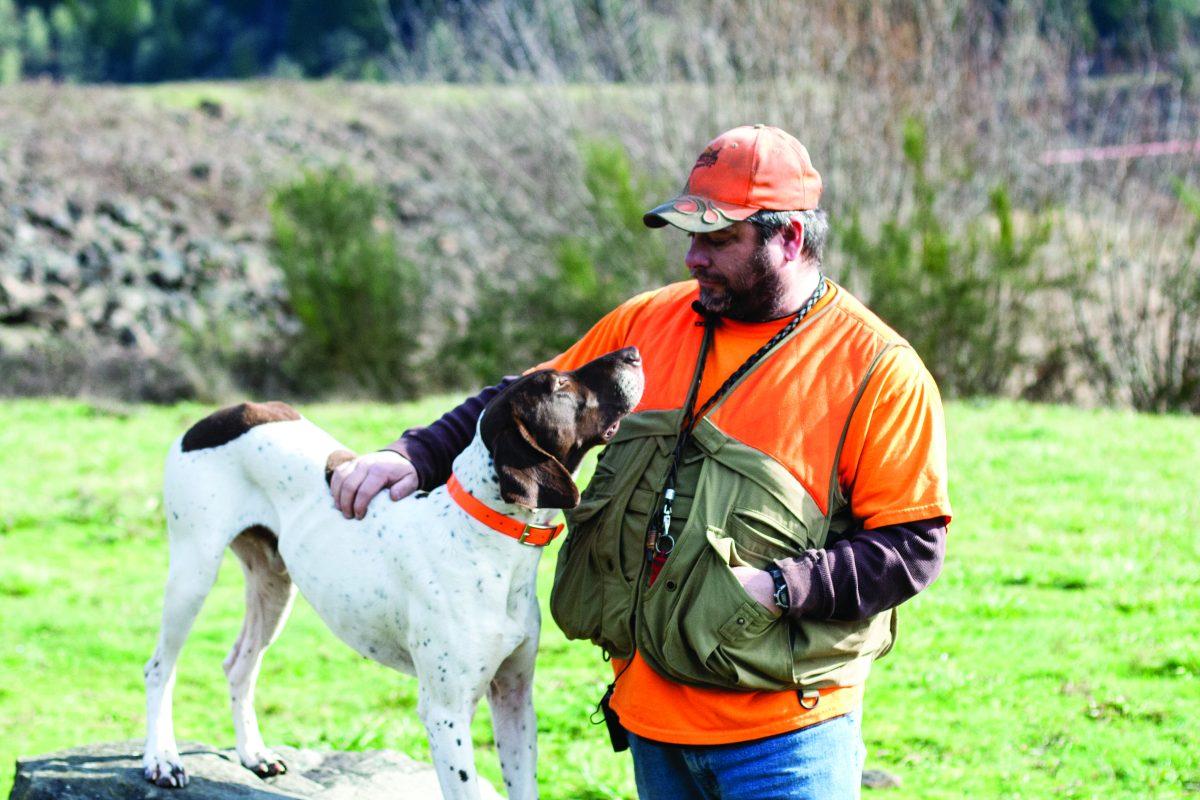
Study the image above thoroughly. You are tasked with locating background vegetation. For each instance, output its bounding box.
[0,397,1196,798]
[1,4,1197,795]
[2,0,1200,83]
[4,1,1197,412]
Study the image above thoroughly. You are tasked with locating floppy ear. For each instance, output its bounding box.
[490,415,580,510]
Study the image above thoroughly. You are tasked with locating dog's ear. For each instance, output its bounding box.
[490,415,580,510]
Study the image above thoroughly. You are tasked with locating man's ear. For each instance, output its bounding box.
[490,416,580,510]
[780,217,805,261]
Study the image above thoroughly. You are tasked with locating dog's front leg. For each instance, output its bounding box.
[488,637,539,800]
[418,682,487,800]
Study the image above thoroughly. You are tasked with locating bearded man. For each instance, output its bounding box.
[331,125,952,799]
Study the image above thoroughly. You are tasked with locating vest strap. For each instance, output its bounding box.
[446,473,564,546]
[825,343,906,524]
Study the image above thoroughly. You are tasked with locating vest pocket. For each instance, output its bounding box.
[726,508,808,565]
[551,435,657,658]
[648,527,795,690]
[551,493,611,646]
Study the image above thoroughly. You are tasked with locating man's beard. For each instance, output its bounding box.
[695,246,787,322]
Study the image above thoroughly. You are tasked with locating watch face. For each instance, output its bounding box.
[768,565,788,609]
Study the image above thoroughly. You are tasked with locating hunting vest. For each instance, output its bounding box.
[550,281,908,693]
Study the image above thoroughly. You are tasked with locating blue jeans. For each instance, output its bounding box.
[626,710,864,800]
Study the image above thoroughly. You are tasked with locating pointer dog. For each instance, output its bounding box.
[142,347,644,799]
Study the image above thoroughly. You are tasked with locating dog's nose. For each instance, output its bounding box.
[618,347,641,366]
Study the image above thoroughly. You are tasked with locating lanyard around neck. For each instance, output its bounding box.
[651,275,827,553]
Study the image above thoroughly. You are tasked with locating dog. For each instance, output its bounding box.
[142,347,644,800]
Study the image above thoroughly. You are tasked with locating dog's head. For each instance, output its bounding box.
[480,347,645,510]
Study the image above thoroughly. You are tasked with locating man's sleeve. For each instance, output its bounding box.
[388,290,654,489]
[838,345,953,529]
[777,518,947,621]
[776,344,953,621]
[388,377,518,491]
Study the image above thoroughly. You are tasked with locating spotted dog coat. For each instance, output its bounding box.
[141,348,643,800]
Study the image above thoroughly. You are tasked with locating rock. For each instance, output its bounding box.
[13,220,38,246]
[9,740,503,800]
[0,276,49,322]
[76,241,111,284]
[197,99,224,119]
[42,249,80,286]
[76,285,112,326]
[862,768,903,789]
[148,247,187,289]
[0,324,52,355]
[96,198,143,231]
[24,196,74,237]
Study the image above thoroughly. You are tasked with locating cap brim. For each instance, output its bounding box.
[642,195,758,233]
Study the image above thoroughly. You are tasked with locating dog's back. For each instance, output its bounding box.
[165,402,343,543]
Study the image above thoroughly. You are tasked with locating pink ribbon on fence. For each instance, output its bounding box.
[1040,140,1200,165]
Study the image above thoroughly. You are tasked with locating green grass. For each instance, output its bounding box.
[1,398,1198,798]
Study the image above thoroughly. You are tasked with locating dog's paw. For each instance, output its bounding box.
[143,753,188,788]
[244,751,288,780]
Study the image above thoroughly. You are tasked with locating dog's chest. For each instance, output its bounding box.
[279,480,540,673]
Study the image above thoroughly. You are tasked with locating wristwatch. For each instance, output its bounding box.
[766,564,790,611]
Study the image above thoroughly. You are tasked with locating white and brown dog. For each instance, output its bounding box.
[142,347,644,800]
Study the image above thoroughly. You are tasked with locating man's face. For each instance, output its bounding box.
[685,221,786,321]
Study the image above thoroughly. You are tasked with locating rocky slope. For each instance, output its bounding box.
[0,81,607,400]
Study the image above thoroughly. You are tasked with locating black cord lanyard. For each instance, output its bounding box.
[593,277,828,746]
[649,275,827,560]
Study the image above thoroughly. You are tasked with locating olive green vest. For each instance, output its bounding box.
[550,325,902,694]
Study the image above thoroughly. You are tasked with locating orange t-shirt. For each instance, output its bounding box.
[540,279,952,745]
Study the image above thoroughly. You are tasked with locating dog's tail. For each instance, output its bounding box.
[165,402,345,535]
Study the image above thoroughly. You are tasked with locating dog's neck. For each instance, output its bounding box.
[450,431,563,529]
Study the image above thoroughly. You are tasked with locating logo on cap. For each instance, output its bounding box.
[694,145,721,169]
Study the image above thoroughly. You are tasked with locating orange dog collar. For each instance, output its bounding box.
[446,473,565,547]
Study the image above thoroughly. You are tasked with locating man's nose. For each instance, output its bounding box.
[685,237,708,273]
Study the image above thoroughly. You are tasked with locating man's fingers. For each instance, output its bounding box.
[389,472,419,501]
[353,472,390,519]
[337,463,369,518]
[329,461,352,498]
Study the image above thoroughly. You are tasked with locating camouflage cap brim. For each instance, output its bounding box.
[642,194,758,233]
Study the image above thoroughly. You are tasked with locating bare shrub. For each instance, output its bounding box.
[438,138,677,384]
[1065,178,1200,413]
[6,2,1195,409]
[839,119,1054,397]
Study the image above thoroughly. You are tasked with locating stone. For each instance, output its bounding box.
[42,249,80,286]
[24,196,74,237]
[76,285,112,326]
[861,767,903,789]
[96,198,143,231]
[0,276,49,322]
[9,740,503,800]
[148,247,187,289]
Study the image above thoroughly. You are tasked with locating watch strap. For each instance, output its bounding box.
[767,563,789,610]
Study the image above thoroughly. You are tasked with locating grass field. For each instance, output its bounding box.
[1,397,1198,798]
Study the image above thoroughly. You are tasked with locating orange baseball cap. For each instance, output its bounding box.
[643,124,823,232]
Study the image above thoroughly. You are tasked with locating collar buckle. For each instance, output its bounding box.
[518,522,552,546]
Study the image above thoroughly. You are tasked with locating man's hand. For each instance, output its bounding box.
[329,450,419,520]
[732,566,782,615]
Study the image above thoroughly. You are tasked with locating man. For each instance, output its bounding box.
[330,125,951,799]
